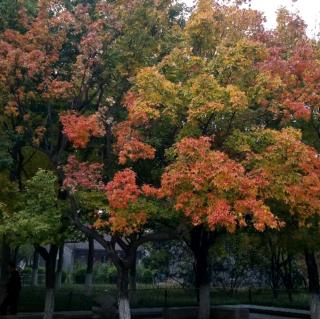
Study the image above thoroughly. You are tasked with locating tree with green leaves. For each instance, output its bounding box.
[0,169,69,319]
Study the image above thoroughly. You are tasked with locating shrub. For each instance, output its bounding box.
[73,266,87,284]
[94,263,117,284]
[137,266,154,284]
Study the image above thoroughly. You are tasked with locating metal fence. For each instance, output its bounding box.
[18,286,311,313]
[21,274,46,286]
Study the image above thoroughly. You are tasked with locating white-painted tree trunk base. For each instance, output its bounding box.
[118,297,131,319]
[85,273,93,295]
[198,283,210,319]
[43,289,55,319]
[310,294,320,319]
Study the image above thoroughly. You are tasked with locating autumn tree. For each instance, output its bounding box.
[108,2,320,319]
[62,153,178,319]
[110,5,272,318]
[0,1,185,318]
[2,3,320,319]
[251,8,320,318]
[226,127,320,317]
[152,137,278,319]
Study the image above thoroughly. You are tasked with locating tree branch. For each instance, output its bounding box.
[68,195,121,266]
[34,244,49,261]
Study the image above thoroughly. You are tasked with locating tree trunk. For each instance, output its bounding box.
[129,251,137,292]
[305,250,320,319]
[190,226,213,319]
[55,244,64,289]
[129,250,137,304]
[268,237,281,299]
[44,289,55,319]
[118,266,131,319]
[32,250,39,287]
[198,283,210,319]
[12,246,19,264]
[0,237,11,283]
[42,245,58,319]
[85,236,94,295]
[282,253,294,302]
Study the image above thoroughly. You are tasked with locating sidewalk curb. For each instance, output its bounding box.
[0,305,311,319]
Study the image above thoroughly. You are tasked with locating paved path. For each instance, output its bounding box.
[250,315,304,319]
[0,305,310,319]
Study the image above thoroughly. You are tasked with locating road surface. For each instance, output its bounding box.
[250,314,304,319]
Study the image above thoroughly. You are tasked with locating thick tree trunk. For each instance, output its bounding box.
[32,250,39,287]
[118,266,131,319]
[198,283,210,319]
[190,226,213,319]
[44,289,55,319]
[305,251,320,319]
[69,207,174,319]
[55,244,64,289]
[129,251,137,304]
[85,236,94,295]
[40,245,58,319]
[129,251,137,292]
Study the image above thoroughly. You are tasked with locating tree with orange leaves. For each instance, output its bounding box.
[253,9,320,318]
[226,126,320,318]
[0,1,186,319]
[3,2,320,319]
[159,136,277,233]
[143,136,278,319]
[109,2,320,319]
[109,2,273,316]
[65,160,177,319]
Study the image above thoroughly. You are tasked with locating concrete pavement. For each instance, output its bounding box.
[250,315,305,319]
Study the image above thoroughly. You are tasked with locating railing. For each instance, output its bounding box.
[18,286,311,313]
[21,274,46,286]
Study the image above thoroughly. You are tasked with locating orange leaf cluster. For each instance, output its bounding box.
[93,169,148,234]
[105,169,142,209]
[159,137,278,232]
[113,121,155,164]
[106,211,148,235]
[63,155,104,193]
[259,44,320,122]
[60,112,105,148]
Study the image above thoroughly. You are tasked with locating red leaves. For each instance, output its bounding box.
[112,93,156,164]
[113,121,155,164]
[174,136,212,159]
[60,112,105,148]
[97,169,148,234]
[63,155,104,193]
[141,184,164,198]
[159,136,278,232]
[259,43,319,122]
[106,169,141,209]
[235,199,277,232]
[207,200,235,232]
[45,80,74,100]
[282,101,311,121]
